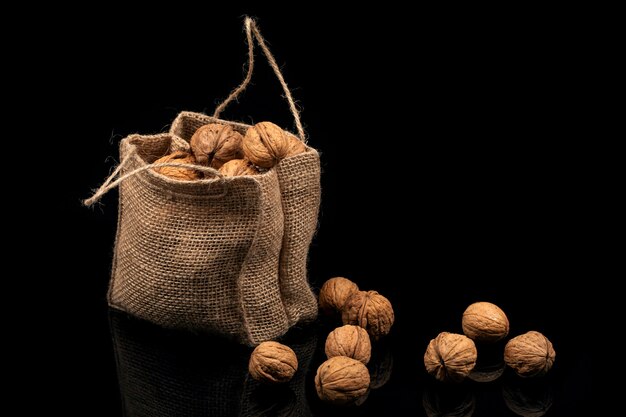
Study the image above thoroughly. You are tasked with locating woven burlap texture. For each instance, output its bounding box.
[108,133,289,345]
[171,111,320,326]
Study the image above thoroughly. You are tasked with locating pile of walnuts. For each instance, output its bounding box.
[424,301,556,383]
[153,121,305,179]
[315,277,395,406]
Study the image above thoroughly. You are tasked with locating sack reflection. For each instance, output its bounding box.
[110,309,317,417]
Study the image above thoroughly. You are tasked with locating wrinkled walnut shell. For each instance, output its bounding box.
[318,277,359,315]
[315,356,370,405]
[342,290,394,340]
[325,325,371,364]
[424,332,477,383]
[504,331,555,377]
[190,123,243,168]
[153,151,201,181]
[249,341,298,384]
[462,301,510,343]
[243,121,304,168]
[218,159,259,177]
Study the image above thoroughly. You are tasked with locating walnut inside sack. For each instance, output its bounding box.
[190,123,244,168]
[218,159,259,177]
[243,121,305,168]
[153,151,201,181]
[248,341,298,384]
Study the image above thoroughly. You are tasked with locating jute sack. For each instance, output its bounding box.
[173,17,320,326]
[84,18,318,345]
[85,129,289,345]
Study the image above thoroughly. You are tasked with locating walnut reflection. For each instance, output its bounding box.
[502,378,553,417]
[110,309,317,417]
[368,340,394,390]
[422,385,475,417]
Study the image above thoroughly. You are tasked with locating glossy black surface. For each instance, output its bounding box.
[47,8,594,416]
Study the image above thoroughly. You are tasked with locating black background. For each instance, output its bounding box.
[46,7,596,416]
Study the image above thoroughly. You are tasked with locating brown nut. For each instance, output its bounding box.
[315,356,370,405]
[286,135,307,156]
[153,151,201,181]
[190,123,243,168]
[248,341,298,384]
[325,325,371,364]
[424,332,477,383]
[318,277,359,315]
[218,159,259,177]
[242,121,292,168]
[462,301,510,343]
[504,331,555,377]
[342,290,394,340]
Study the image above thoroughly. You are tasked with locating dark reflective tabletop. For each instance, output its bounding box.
[109,308,579,417]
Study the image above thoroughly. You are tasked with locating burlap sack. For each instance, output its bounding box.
[85,18,318,345]
[103,132,289,345]
[170,111,320,326]
[186,17,321,325]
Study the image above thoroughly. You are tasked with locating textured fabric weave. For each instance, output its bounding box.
[171,111,320,326]
[109,132,289,345]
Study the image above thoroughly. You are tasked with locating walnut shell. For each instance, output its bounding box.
[153,151,201,181]
[325,325,371,364]
[190,123,243,167]
[318,277,359,315]
[243,121,292,168]
[315,356,370,405]
[286,135,307,156]
[341,290,394,340]
[504,331,555,377]
[248,341,298,384]
[424,332,477,383]
[218,159,259,177]
[462,301,510,343]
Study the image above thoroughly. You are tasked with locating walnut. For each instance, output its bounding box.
[248,341,298,384]
[318,277,359,315]
[243,121,297,168]
[218,159,259,177]
[153,151,201,181]
[190,123,243,168]
[504,331,555,377]
[502,379,553,417]
[325,325,371,364]
[424,332,477,383]
[341,290,394,340]
[286,134,307,156]
[315,356,370,405]
[462,301,509,343]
